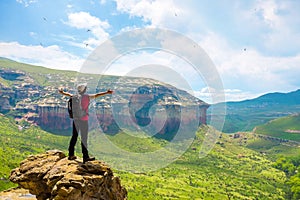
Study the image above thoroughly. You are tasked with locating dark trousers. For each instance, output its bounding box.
[68,120,89,159]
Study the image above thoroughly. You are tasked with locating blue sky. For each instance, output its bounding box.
[0,0,300,102]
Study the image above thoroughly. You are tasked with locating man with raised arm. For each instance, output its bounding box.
[59,84,113,163]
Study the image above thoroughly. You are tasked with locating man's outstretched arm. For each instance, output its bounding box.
[58,88,73,97]
[89,89,113,99]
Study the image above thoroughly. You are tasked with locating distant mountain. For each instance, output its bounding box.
[210,89,300,133]
[230,89,300,106]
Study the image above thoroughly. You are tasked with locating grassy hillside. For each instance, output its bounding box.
[91,126,291,199]
[211,90,300,133]
[223,131,300,199]
[114,127,289,199]
[225,131,300,159]
[254,114,300,142]
[0,115,72,191]
[0,58,77,86]
[0,115,293,199]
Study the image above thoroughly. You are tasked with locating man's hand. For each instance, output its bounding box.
[106,89,113,94]
[58,88,64,94]
[58,88,72,97]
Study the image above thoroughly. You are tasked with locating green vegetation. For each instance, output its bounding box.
[254,114,300,142]
[103,131,169,153]
[0,58,77,86]
[273,156,300,199]
[211,90,300,133]
[0,115,72,191]
[0,58,120,88]
[87,126,291,199]
[221,113,273,133]
[1,58,300,199]
[0,115,296,199]
[113,127,288,199]
[227,131,300,160]
[230,131,300,199]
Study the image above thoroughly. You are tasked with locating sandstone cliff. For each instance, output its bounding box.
[0,65,209,139]
[9,150,127,200]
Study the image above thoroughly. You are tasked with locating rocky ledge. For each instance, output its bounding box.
[9,150,127,200]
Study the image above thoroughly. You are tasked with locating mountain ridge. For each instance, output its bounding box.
[227,89,300,105]
[210,89,300,133]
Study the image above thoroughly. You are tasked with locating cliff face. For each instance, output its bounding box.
[0,66,209,139]
[33,102,208,140]
[0,96,11,113]
[9,150,127,200]
[36,106,72,134]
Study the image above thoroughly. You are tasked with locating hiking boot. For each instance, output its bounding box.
[83,157,95,163]
[68,155,77,160]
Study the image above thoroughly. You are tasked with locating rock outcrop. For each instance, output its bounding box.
[0,188,35,200]
[0,96,11,113]
[9,150,127,200]
[1,64,210,139]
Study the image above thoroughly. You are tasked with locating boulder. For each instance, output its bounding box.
[0,188,35,200]
[9,150,127,200]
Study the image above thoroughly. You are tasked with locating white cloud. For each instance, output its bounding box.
[105,0,300,101]
[29,32,37,37]
[234,0,300,55]
[67,12,110,30]
[198,31,300,95]
[0,42,84,71]
[66,12,110,48]
[114,0,191,30]
[222,89,263,102]
[100,0,106,4]
[114,1,300,57]
[16,0,38,7]
[195,87,263,103]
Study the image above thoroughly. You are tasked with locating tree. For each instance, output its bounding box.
[288,173,300,200]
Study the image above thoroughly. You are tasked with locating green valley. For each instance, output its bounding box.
[0,115,71,191]
[0,115,299,199]
[1,58,300,199]
[211,90,300,133]
[254,114,300,142]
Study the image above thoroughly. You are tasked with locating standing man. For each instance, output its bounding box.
[59,84,113,163]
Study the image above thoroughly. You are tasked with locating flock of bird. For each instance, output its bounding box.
[40,14,248,52]
[40,17,91,48]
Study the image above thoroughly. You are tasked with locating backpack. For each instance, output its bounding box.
[68,95,87,119]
